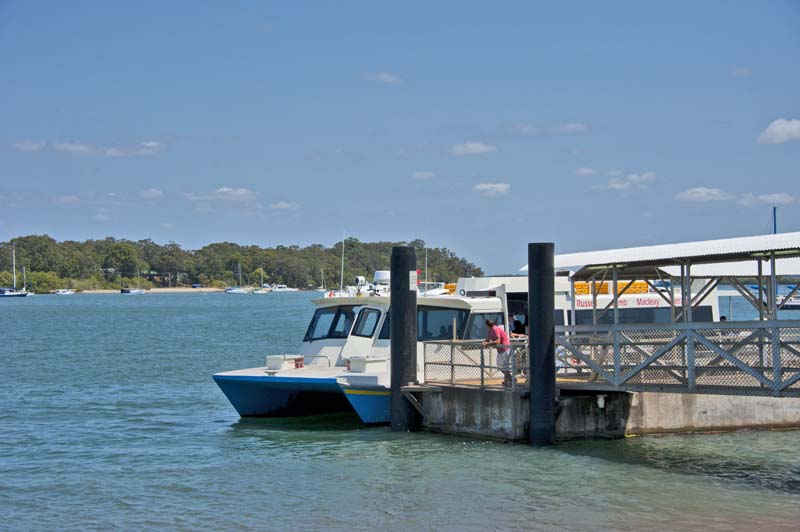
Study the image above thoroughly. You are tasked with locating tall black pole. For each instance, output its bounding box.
[390,246,418,432]
[528,243,555,445]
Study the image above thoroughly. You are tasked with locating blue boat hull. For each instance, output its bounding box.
[341,388,391,424]
[213,374,391,424]
[213,375,351,417]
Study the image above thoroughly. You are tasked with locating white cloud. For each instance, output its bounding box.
[626,172,656,184]
[185,186,258,202]
[269,201,300,210]
[54,141,94,154]
[106,140,163,157]
[513,124,540,136]
[575,167,596,176]
[738,192,795,207]
[554,122,589,134]
[732,67,752,78]
[757,118,800,144]
[214,186,257,201]
[12,140,46,152]
[364,72,401,84]
[595,171,656,191]
[138,188,164,199]
[605,169,623,177]
[412,170,435,180]
[450,141,497,156]
[93,213,110,222]
[675,187,732,202]
[474,183,510,196]
[55,194,80,205]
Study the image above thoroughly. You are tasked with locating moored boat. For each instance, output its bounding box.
[120,287,146,295]
[213,273,721,425]
[225,263,250,294]
[270,284,299,292]
[0,248,30,298]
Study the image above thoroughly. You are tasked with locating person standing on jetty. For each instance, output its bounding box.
[482,319,512,387]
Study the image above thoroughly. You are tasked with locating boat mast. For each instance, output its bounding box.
[12,247,17,290]
[238,263,243,286]
[339,237,345,292]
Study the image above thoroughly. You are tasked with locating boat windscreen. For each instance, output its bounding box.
[303,305,357,341]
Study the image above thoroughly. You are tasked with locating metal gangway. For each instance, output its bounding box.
[423,320,800,397]
[554,320,800,397]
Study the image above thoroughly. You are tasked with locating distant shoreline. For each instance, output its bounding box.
[79,287,226,294]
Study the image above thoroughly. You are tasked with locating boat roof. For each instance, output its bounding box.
[311,295,503,311]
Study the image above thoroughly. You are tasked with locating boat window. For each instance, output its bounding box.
[378,312,391,340]
[303,305,357,341]
[329,306,356,338]
[464,313,505,340]
[377,306,469,340]
[418,306,469,340]
[352,308,381,338]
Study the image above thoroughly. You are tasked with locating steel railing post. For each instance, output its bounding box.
[772,326,782,393]
[511,345,516,392]
[613,329,621,386]
[480,346,485,388]
[450,343,455,385]
[686,332,696,390]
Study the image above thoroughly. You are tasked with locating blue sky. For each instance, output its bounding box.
[1,1,799,274]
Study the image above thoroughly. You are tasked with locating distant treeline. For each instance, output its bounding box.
[0,235,483,293]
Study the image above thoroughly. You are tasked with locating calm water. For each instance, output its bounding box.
[1,293,799,531]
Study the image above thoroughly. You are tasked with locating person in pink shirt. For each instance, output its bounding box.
[482,318,512,387]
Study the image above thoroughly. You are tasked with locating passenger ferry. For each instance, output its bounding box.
[213,274,719,424]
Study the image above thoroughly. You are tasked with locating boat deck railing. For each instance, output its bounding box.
[423,340,529,391]
[423,319,800,397]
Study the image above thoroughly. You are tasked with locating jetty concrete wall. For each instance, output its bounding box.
[418,386,800,441]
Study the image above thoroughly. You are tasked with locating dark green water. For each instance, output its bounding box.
[1,293,799,531]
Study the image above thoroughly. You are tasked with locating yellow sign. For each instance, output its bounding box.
[574,281,648,295]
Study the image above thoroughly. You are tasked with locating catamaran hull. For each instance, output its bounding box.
[213,374,390,423]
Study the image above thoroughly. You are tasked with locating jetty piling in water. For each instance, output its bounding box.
[528,243,556,446]
[390,246,419,432]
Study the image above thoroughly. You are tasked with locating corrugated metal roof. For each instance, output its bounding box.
[661,257,800,278]
[520,232,800,271]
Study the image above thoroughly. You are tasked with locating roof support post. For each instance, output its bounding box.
[686,262,693,322]
[758,260,764,321]
[770,252,778,319]
[569,273,576,328]
[612,265,619,325]
[669,273,676,323]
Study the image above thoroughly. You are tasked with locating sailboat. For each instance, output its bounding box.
[0,248,30,297]
[121,268,145,295]
[253,268,271,294]
[225,263,249,294]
